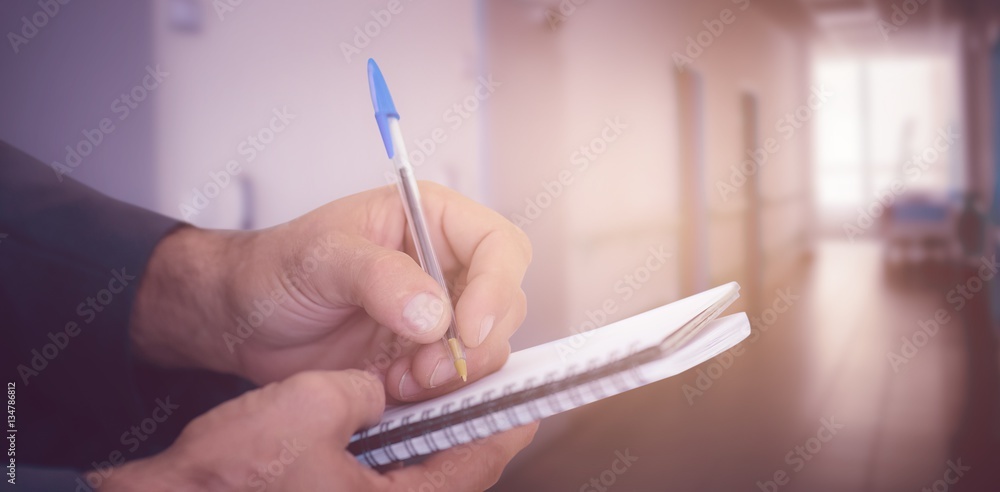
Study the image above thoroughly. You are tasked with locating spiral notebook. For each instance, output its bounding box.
[349,282,750,467]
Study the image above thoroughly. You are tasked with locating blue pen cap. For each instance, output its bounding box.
[367,58,399,158]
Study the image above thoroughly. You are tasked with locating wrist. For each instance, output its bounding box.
[130,225,244,375]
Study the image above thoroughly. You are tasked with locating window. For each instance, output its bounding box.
[812,54,962,215]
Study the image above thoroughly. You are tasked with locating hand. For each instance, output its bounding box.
[97,370,539,491]
[130,182,532,402]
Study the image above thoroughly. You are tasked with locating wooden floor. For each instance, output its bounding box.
[492,241,1000,491]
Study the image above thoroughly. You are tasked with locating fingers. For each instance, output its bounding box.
[385,282,526,401]
[333,235,453,344]
[162,369,391,491]
[383,423,540,492]
[371,183,531,400]
[453,273,523,348]
[385,292,524,400]
[419,182,533,348]
[385,340,512,401]
[291,183,531,401]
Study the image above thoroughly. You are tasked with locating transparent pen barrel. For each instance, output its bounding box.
[394,166,466,358]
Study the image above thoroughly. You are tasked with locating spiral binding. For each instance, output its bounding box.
[350,341,654,467]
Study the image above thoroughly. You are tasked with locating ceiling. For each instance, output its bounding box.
[756,0,1000,52]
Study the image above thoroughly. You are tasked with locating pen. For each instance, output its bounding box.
[366,58,468,382]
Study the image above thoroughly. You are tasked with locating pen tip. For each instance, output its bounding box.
[455,359,468,382]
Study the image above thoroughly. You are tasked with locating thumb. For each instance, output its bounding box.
[277,370,387,443]
[345,239,452,343]
[325,369,387,442]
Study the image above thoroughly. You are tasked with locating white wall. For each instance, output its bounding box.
[484,0,814,348]
[151,0,484,229]
[484,0,816,472]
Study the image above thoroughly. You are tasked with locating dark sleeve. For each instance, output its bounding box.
[0,141,250,481]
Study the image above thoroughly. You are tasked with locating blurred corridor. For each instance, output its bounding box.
[2,0,1000,490]
[497,241,1000,490]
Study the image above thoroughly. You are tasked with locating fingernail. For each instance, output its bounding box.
[478,314,495,345]
[403,292,446,334]
[429,357,458,388]
[398,369,422,399]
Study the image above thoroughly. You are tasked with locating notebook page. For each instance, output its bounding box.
[350,283,739,445]
[637,312,751,380]
[352,313,750,466]
[370,282,735,426]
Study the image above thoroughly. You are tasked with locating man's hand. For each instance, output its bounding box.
[97,370,538,491]
[130,182,532,402]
